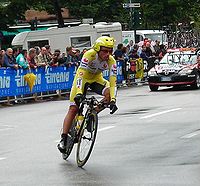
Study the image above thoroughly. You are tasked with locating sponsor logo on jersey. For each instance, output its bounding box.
[112,64,117,74]
[82,58,89,63]
[76,77,82,89]
[103,63,108,69]
[79,72,84,76]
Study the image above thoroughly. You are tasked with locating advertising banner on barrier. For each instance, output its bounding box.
[0,66,76,97]
[44,66,76,91]
[0,63,124,97]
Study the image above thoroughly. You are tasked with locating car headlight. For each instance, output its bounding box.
[148,70,157,76]
[178,69,193,75]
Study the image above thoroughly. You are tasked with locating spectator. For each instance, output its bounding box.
[37,47,48,67]
[34,46,41,66]
[114,44,127,85]
[143,38,149,46]
[53,49,66,67]
[16,49,30,69]
[74,49,81,65]
[65,47,79,67]
[113,43,124,61]
[12,47,20,59]
[158,44,167,60]
[49,52,59,67]
[1,49,5,56]
[145,42,154,57]
[140,45,155,71]
[45,44,53,63]
[147,39,156,54]
[79,48,88,59]
[121,46,129,84]
[128,49,140,72]
[140,45,149,63]
[126,40,134,53]
[129,49,140,60]
[34,46,41,55]
[154,40,161,56]
[27,48,37,69]
[3,48,18,70]
[127,49,140,85]
[0,50,4,67]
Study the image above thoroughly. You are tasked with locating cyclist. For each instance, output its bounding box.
[57,36,118,153]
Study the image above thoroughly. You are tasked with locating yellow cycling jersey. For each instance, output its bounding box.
[80,49,117,75]
[72,49,117,102]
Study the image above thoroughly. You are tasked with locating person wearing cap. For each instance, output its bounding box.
[57,36,118,154]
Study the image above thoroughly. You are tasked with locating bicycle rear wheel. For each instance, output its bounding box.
[62,119,77,160]
[76,110,98,167]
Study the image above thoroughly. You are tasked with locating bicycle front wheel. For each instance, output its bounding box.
[76,110,98,167]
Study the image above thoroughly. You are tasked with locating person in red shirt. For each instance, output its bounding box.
[27,48,37,69]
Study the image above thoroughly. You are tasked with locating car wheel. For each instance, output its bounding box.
[149,85,159,91]
[191,73,200,89]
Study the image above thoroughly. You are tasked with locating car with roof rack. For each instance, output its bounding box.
[147,48,200,91]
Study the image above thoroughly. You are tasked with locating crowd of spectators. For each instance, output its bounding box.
[113,38,168,85]
[0,45,88,70]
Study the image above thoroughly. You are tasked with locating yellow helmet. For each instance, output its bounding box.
[93,36,115,52]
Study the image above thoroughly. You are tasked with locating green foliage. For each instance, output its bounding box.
[1,0,200,31]
[141,0,200,29]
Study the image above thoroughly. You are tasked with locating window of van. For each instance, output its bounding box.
[28,40,49,49]
[70,36,91,48]
[135,35,143,43]
[144,34,167,43]
[101,34,110,37]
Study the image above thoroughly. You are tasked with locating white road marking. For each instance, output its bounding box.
[98,126,115,132]
[0,157,6,161]
[181,130,200,139]
[140,108,182,119]
[0,125,14,132]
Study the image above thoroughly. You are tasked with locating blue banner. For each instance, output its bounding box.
[0,63,124,97]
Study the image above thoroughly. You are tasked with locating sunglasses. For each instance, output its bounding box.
[100,49,113,54]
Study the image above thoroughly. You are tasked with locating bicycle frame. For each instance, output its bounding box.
[76,96,99,137]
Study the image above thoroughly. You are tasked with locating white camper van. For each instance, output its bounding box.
[122,30,167,46]
[12,22,122,53]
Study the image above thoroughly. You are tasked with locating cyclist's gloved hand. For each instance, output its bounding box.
[110,100,118,114]
[74,93,83,106]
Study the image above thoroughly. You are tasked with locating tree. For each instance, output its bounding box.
[140,0,200,29]
[1,0,200,31]
[0,0,65,30]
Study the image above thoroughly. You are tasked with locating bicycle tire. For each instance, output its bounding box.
[62,119,77,160]
[76,110,98,167]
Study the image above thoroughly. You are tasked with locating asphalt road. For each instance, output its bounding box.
[0,85,200,186]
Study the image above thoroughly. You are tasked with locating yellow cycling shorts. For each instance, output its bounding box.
[69,68,110,105]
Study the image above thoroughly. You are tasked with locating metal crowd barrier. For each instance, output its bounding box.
[0,61,124,104]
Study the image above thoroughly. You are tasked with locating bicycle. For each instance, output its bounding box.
[61,95,117,167]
